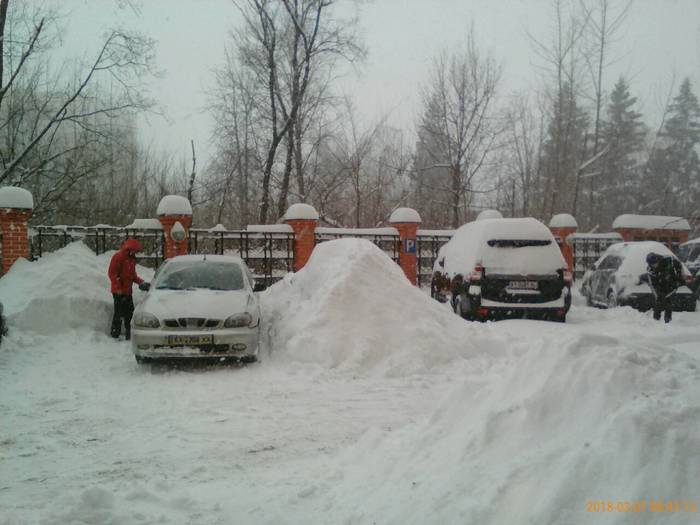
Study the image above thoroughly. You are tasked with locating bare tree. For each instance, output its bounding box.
[415,31,501,228]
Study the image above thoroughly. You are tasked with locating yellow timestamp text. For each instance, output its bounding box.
[586,500,698,513]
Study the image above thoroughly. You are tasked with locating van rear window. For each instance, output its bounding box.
[487,239,552,248]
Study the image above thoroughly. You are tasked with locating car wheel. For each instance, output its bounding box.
[135,355,152,365]
[606,290,618,309]
[584,290,593,307]
[458,292,474,320]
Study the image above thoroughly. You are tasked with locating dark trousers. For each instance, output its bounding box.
[652,289,673,323]
[111,294,134,338]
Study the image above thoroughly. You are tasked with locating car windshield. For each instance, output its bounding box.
[154,261,245,291]
[486,239,552,248]
[678,244,700,263]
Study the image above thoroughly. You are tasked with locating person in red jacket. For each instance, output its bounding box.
[108,239,149,339]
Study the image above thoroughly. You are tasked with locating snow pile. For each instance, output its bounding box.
[262,238,478,376]
[284,202,319,220]
[549,213,578,228]
[476,209,503,221]
[156,195,192,216]
[0,242,151,335]
[316,319,700,524]
[0,186,33,209]
[389,207,421,223]
[436,218,565,277]
[612,214,691,231]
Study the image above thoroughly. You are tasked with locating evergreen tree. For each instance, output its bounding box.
[645,78,700,216]
[598,77,646,226]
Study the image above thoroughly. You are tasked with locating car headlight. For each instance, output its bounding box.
[224,313,253,328]
[133,312,160,328]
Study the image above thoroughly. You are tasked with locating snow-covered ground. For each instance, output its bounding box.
[1,241,699,524]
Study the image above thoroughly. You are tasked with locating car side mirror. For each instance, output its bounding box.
[253,282,267,292]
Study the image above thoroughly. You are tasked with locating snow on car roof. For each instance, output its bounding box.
[611,214,690,231]
[436,218,565,277]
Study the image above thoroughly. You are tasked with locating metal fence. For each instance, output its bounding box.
[570,233,623,280]
[315,227,401,263]
[28,225,294,285]
[417,231,453,287]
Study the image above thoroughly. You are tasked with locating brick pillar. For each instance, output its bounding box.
[284,203,318,271]
[549,214,578,272]
[0,187,33,274]
[157,195,193,259]
[390,207,421,285]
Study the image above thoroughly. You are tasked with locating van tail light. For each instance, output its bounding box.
[563,269,573,284]
[469,265,483,282]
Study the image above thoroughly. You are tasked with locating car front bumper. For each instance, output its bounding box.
[131,326,259,359]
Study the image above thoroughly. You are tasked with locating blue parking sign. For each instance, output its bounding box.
[404,238,416,254]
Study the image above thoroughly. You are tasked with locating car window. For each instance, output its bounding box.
[598,255,623,270]
[154,261,246,291]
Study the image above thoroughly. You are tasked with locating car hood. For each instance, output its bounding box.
[138,289,256,320]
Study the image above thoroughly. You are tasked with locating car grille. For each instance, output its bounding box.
[163,318,222,329]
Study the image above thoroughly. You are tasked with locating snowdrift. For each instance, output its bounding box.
[0,242,152,335]
[262,238,482,376]
[307,319,700,524]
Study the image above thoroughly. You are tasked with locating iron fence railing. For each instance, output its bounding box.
[314,227,400,263]
[570,233,623,280]
[417,231,453,287]
[27,225,294,285]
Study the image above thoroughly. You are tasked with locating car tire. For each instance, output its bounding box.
[585,290,593,307]
[606,290,618,309]
[458,292,474,320]
[135,355,152,365]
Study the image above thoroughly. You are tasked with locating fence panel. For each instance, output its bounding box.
[314,227,400,264]
[416,230,453,287]
[570,233,623,280]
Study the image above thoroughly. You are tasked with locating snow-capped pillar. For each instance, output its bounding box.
[284,203,319,272]
[157,195,193,259]
[0,187,33,274]
[549,214,578,272]
[390,207,421,286]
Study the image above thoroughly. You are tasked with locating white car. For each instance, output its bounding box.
[131,255,264,364]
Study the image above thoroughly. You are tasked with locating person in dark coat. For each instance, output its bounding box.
[108,239,149,339]
[643,252,685,323]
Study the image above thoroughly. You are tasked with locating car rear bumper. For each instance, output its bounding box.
[131,327,259,359]
[477,297,567,320]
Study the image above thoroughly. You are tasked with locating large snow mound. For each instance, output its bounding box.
[315,318,700,523]
[262,238,479,376]
[0,242,152,335]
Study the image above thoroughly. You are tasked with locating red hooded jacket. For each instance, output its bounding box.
[108,239,144,295]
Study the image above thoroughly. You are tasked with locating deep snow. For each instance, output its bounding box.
[1,240,699,524]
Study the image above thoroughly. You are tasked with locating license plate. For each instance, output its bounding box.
[167,335,213,346]
[507,280,538,290]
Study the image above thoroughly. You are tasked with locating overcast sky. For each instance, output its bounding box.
[47,0,700,167]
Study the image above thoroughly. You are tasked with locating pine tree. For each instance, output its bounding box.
[598,77,646,226]
[646,78,700,217]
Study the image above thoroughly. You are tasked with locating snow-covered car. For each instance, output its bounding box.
[677,237,700,296]
[580,241,696,311]
[432,218,571,322]
[131,255,265,364]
